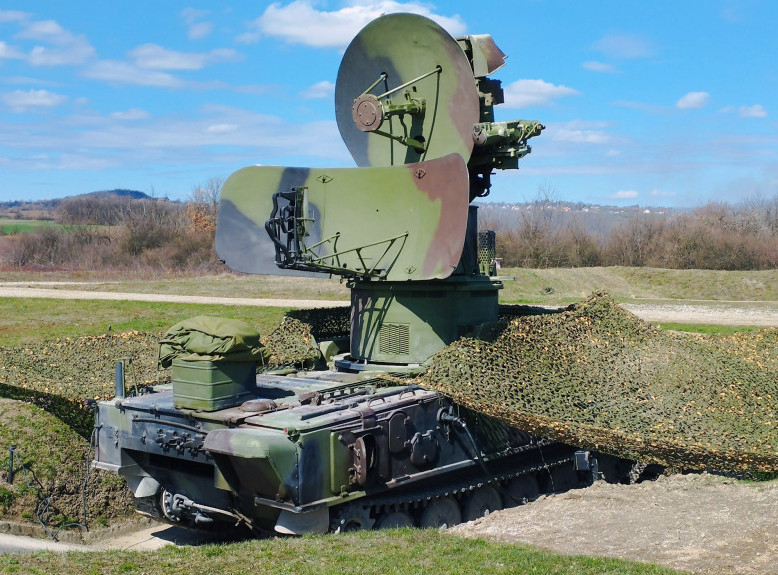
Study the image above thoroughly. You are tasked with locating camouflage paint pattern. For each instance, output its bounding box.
[93,13,559,535]
[335,13,479,168]
[216,153,469,281]
[463,34,507,78]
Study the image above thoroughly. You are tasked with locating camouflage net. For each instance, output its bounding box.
[418,293,778,474]
[3,298,776,473]
[0,331,164,436]
[261,316,323,369]
[286,306,350,340]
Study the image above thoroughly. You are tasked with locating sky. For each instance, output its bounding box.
[0,0,776,207]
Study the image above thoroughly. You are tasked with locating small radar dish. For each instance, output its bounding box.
[335,13,480,167]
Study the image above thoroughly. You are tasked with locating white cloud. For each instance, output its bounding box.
[719,104,769,118]
[241,1,466,48]
[606,149,621,157]
[0,10,29,23]
[15,19,96,66]
[502,79,579,108]
[83,61,183,87]
[2,89,66,112]
[611,190,639,199]
[0,104,350,174]
[593,33,654,59]
[549,120,610,144]
[650,189,676,197]
[0,41,25,61]
[739,104,767,118]
[301,80,335,99]
[180,8,213,40]
[130,44,240,70]
[110,108,151,120]
[188,23,213,40]
[676,91,709,110]
[582,61,618,73]
[180,8,210,23]
[16,19,71,43]
[0,75,58,86]
[206,123,238,134]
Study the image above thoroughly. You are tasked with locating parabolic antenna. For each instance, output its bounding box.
[216,153,469,281]
[335,13,480,167]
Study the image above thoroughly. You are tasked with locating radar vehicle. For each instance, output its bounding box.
[93,14,623,535]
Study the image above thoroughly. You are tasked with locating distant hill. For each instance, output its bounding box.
[77,189,152,201]
[0,189,168,221]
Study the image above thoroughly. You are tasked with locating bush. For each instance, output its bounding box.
[484,194,778,270]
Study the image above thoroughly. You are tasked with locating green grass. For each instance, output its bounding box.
[652,323,764,335]
[498,266,778,303]
[0,529,684,575]
[2,267,778,305]
[0,219,110,236]
[0,219,64,235]
[0,298,288,345]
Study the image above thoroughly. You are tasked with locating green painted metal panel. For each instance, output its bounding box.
[216,153,469,281]
[172,359,255,411]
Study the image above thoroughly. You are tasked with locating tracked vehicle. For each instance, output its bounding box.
[93,14,629,535]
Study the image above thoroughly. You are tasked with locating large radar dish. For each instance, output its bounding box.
[335,13,479,167]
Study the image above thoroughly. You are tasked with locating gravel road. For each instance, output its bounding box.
[0,282,348,308]
[2,282,778,326]
[623,302,778,327]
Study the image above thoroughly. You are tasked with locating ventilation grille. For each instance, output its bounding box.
[379,323,410,356]
[478,230,496,275]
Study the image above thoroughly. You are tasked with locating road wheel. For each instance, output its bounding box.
[462,486,502,522]
[374,510,414,529]
[419,497,462,529]
[503,475,540,507]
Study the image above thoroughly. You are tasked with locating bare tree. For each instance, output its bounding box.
[185,177,223,235]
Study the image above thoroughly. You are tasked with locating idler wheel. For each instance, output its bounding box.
[419,497,461,529]
[462,486,502,522]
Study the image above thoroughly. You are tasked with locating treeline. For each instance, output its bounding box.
[3,186,778,272]
[481,196,778,270]
[0,180,222,273]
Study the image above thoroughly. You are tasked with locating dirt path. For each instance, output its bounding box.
[2,282,778,326]
[453,473,778,575]
[0,283,348,309]
[622,302,778,327]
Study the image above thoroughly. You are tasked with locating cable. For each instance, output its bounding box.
[9,446,89,541]
[438,410,526,506]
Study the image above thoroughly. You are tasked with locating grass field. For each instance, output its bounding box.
[3,266,777,303]
[0,218,58,235]
[1,267,776,343]
[0,298,288,345]
[0,529,682,575]
[0,219,108,236]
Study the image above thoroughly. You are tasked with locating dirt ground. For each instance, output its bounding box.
[453,473,778,575]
